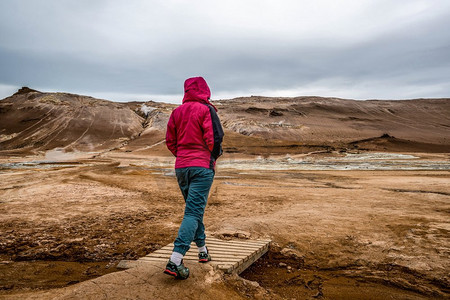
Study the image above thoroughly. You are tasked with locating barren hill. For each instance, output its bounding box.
[1,89,450,299]
[1,88,449,156]
[215,96,450,154]
[0,88,145,155]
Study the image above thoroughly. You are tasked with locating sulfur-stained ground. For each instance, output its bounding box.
[0,152,449,299]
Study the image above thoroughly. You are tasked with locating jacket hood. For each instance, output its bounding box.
[182,77,217,111]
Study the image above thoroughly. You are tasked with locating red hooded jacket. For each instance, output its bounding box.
[166,77,224,169]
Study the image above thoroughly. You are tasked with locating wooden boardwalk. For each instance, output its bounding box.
[118,237,271,274]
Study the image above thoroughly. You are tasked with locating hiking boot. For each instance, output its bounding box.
[163,260,190,279]
[198,247,211,263]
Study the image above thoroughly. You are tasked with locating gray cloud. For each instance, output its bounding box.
[1,0,449,102]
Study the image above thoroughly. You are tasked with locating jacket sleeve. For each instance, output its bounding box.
[165,111,177,157]
[202,105,224,160]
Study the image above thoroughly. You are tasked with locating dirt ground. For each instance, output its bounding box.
[0,151,449,299]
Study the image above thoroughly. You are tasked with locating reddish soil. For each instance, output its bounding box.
[0,89,449,299]
[0,151,449,299]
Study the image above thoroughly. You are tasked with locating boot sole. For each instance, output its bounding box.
[164,268,189,279]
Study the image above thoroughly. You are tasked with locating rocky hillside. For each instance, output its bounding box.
[215,96,450,152]
[0,88,145,154]
[1,88,449,156]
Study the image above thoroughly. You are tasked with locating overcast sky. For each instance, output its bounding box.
[1,0,449,103]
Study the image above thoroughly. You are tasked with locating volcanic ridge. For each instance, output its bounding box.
[1,88,449,156]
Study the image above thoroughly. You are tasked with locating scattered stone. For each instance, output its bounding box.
[280,247,304,260]
[237,232,251,239]
[66,238,84,243]
[279,262,287,268]
[248,280,260,288]
[215,230,251,240]
[14,87,40,95]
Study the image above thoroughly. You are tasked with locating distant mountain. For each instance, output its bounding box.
[0,88,144,155]
[1,88,449,156]
[215,96,450,153]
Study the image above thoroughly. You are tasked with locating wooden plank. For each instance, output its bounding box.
[222,261,240,274]
[152,247,254,255]
[204,239,265,247]
[118,237,271,274]
[153,248,251,255]
[155,243,256,252]
[158,237,270,246]
[217,264,234,274]
[234,244,269,274]
[143,255,251,262]
[165,243,260,251]
[206,238,270,245]
[202,243,261,250]
[202,238,266,246]
[150,251,250,259]
[164,240,263,248]
[140,255,243,263]
[163,237,269,246]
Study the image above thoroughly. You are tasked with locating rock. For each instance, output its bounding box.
[280,247,303,260]
[215,230,251,240]
[66,238,84,243]
[14,87,40,95]
[236,231,251,239]
[279,262,287,268]
[215,230,235,240]
[248,280,260,288]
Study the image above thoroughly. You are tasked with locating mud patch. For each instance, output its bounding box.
[0,213,173,262]
[240,251,443,299]
[0,261,119,295]
[1,154,449,298]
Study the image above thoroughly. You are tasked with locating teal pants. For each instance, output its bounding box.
[173,167,214,255]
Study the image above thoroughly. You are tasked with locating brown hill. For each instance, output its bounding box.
[215,96,450,154]
[1,89,449,156]
[0,88,145,155]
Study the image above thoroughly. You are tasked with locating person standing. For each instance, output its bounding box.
[164,76,224,279]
